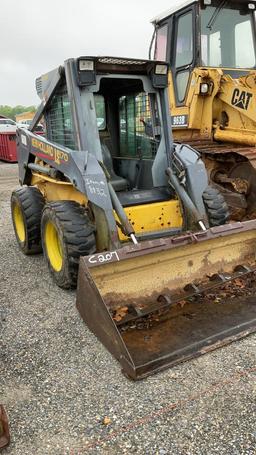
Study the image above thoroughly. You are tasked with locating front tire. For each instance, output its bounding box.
[11,187,45,254]
[41,201,96,289]
[203,186,229,227]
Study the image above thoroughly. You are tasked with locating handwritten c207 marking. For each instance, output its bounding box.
[88,251,120,264]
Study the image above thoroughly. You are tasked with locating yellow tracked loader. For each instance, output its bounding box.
[151,0,256,221]
[11,56,256,379]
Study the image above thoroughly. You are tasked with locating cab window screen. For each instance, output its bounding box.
[45,85,75,149]
[119,93,159,158]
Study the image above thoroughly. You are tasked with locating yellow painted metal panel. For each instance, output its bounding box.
[116,199,183,241]
[31,173,87,205]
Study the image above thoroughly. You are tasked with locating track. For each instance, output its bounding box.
[187,139,256,167]
[184,140,256,219]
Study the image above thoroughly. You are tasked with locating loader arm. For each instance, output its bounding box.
[167,67,256,146]
[17,128,120,249]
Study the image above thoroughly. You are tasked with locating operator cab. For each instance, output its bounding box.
[31,56,184,240]
[152,0,256,106]
[43,58,172,204]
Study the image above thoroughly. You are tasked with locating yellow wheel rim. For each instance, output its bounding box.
[13,202,25,242]
[44,221,63,272]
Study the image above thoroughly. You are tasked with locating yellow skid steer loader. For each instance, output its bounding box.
[11,56,256,379]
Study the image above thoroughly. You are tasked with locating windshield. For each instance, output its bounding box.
[201,5,256,68]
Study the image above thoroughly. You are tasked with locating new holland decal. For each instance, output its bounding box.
[31,138,69,164]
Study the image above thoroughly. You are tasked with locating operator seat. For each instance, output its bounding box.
[101,143,128,192]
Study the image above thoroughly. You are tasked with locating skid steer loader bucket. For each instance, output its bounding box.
[76,221,256,379]
[0,405,10,450]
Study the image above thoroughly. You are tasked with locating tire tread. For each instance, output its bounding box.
[41,201,96,289]
[11,186,44,254]
[203,186,230,227]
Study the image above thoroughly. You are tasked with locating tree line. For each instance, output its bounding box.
[0,105,37,120]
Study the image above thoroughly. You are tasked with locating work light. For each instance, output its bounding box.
[79,60,94,71]
[155,64,168,75]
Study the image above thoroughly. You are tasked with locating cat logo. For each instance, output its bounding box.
[231,89,253,110]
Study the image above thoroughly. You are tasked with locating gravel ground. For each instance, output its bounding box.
[0,162,255,455]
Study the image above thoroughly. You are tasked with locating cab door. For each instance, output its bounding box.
[165,4,198,129]
[171,7,196,108]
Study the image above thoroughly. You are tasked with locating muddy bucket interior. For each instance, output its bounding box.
[76,221,256,379]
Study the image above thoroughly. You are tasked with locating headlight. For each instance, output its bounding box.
[79,60,94,71]
[155,64,168,75]
[200,83,210,94]
[248,3,256,9]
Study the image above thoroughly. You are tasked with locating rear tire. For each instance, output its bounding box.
[11,187,45,254]
[203,186,230,227]
[41,201,96,289]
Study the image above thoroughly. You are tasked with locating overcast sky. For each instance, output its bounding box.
[0,0,182,106]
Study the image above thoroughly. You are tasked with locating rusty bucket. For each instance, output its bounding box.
[0,405,10,450]
[76,221,256,379]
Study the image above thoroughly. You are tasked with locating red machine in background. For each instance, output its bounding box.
[0,132,17,162]
[0,125,44,163]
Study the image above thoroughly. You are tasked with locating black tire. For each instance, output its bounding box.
[203,186,230,227]
[41,201,96,289]
[11,187,45,254]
